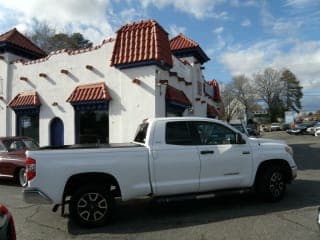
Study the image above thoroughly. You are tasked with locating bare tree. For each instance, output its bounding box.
[231,74,256,121]
[26,21,55,53]
[26,21,92,54]
[220,82,237,121]
[253,68,284,122]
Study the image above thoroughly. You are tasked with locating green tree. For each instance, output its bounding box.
[280,69,303,113]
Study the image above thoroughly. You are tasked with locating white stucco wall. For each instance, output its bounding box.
[0,52,26,137]
[0,55,7,137]
[7,41,159,145]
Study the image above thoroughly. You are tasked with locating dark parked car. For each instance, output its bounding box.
[286,123,312,135]
[0,204,16,240]
[0,137,38,186]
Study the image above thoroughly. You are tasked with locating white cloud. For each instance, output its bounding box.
[285,0,317,7]
[140,0,226,19]
[212,11,229,20]
[220,48,266,76]
[261,7,303,36]
[213,27,224,35]
[241,19,251,27]
[119,8,144,24]
[0,0,114,44]
[230,0,258,7]
[219,39,320,110]
[168,25,186,37]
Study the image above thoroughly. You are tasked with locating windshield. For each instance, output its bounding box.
[2,138,39,151]
[23,139,39,149]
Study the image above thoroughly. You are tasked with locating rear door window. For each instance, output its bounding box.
[166,122,193,145]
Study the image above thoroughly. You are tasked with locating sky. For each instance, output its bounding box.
[0,0,319,112]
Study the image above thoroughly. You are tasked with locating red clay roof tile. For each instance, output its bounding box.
[170,33,199,50]
[8,91,41,108]
[166,85,191,106]
[169,33,210,64]
[111,20,173,69]
[66,82,111,103]
[0,28,46,57]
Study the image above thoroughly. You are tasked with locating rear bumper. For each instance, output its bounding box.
[23,188,52,204]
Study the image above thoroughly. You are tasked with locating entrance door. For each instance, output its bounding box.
[50,118,64,146]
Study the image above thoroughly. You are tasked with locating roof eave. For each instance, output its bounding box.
[0,42,46,59]
[112,60,172,70]
[171,46,210,64]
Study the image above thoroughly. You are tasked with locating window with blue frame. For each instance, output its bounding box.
[15,109,39,143]
[72,101,109,144]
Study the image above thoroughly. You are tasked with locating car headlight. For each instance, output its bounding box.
[285,146,293,157]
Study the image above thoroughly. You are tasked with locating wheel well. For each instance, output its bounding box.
[254,159,292,185]
[13,167,23,178]
[63,172,121,198]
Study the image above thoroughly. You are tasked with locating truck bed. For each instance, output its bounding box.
[38,143,142,150]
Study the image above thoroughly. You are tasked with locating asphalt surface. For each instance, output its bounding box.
[0,131,320,240]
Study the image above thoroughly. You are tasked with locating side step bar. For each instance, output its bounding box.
[155,188,251,203]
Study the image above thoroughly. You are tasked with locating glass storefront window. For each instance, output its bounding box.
[17,114,39,143]
[76,110,108,144]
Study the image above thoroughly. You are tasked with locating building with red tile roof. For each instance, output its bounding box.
[0,19,222,146]
[170,33,210,64]
[0,28,46,59]
[111,20,173,69]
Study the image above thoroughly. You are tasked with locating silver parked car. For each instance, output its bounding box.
[306,122,320,135]
[270,122,281,131]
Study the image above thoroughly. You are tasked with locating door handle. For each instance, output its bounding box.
[242,151,250,154]
[200,150,214,155]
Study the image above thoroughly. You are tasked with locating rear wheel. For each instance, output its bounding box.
[15,168,27,187]
[257,166,286,202]
[69,185,114,228]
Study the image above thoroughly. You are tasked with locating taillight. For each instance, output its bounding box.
[26,157,36,181]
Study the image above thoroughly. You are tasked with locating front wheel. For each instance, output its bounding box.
[69,185,114,228]
[257,166,286,202]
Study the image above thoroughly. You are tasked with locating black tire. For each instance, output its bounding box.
[257,166,286,202]
[69,185,115,228]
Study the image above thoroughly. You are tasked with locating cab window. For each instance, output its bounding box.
[193,122,237,145]
[166,122,193,145]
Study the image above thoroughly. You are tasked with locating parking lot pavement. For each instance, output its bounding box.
[0,131,320,240]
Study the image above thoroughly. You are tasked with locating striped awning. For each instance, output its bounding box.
[166,85,191,108]
[66,82,111,103]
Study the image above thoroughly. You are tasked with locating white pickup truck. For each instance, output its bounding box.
[23,117,297,227]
